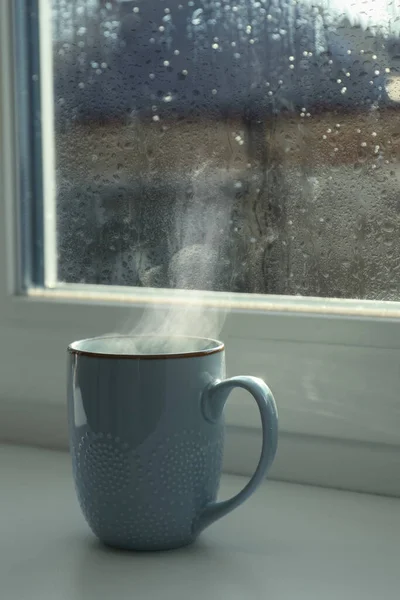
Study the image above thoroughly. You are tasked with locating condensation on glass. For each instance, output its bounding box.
[53,0,400,300]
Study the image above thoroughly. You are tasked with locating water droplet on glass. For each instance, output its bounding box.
[191,8,203,26]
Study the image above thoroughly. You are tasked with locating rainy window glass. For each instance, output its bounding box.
[53,0,400,299]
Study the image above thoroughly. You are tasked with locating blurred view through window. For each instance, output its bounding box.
[53,0,400,299]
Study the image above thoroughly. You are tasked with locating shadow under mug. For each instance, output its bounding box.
[67,335,278,551]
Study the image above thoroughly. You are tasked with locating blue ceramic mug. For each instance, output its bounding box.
[68,335,278,550]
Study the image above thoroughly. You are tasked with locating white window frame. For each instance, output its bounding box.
[1,0,400,496]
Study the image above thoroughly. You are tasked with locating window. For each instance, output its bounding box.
[49,0,400,300]
[1,0,400,495]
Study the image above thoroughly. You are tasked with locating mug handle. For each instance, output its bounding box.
[196,376,278,533]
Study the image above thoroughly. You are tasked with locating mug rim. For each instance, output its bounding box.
[68,335,225,360]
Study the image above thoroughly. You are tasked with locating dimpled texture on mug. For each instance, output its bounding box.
[75,432,131,496]
[71,429,224,550]
[157,432,223,502]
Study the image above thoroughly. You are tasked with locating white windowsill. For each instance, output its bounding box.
[1,445,399,600]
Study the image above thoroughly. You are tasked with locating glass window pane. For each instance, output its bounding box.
[51,0,400,299]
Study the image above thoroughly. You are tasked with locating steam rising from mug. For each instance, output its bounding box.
[115,167,235,354]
